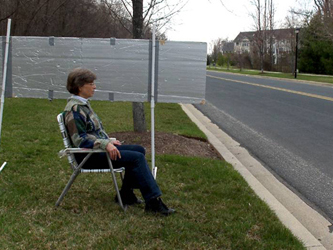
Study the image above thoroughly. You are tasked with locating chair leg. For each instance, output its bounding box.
[55,153,92,207]
[106,154,126,211]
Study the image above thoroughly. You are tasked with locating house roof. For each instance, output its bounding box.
[233,28,294,42]
[234,31,256,42]
[222,42,234,52]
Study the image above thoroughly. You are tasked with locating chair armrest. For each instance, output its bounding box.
[58,148,106,158]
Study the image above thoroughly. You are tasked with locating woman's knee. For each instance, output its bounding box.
[130,145,146,155]
[134,151,146,164]
[137,145,146,155]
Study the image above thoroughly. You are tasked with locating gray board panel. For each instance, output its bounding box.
[11,37,82,98]
[81,38,149,102]
[157,41,206,103]
[8,36,206,103]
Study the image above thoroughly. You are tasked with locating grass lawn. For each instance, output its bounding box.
[207,66,333,85]
[0,98,305,249]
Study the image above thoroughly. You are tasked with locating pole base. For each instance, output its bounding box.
[152,166,157,179]
[0,161,7,173]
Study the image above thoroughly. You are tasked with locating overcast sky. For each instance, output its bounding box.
[164,0,310,50]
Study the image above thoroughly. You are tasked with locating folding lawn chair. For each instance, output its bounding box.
[56,113,126,211]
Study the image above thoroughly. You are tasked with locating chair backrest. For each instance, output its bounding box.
[57,113,78,170]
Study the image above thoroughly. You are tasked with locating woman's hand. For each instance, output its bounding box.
[112,140,122,146]
[106,142,121,160]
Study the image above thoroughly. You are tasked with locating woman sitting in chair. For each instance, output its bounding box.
[63,68,175,216]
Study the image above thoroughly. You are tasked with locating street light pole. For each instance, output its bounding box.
[294,28,300,79]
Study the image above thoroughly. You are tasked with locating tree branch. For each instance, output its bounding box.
[120,0,133,18]
[103,0,132,36]
[24,0,53,35]
[143,0,157,21]
[0,9,18,23]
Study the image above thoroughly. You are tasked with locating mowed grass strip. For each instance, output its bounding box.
[0,98,305,249]
[208,66,333,85]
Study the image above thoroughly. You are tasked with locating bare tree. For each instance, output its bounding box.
[283,10,303,74]
[250,0,275,72]
[102,0,187,132]
[211,45,219,65]
[268,0,275,69]
[131,0,147,133]
[288,0,333,41]
[313,0,333,41]
[251,0,265,72]
[210,38,224,64]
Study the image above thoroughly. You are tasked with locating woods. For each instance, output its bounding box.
[0,0,134,38]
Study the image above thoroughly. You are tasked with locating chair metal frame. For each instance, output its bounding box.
[56,113,126,211]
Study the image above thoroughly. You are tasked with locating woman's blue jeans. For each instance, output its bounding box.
[74,145,162,202]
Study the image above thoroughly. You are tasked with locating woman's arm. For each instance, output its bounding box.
[64,105,111,150]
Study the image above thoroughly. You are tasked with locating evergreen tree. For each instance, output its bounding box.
[299,14,333,75]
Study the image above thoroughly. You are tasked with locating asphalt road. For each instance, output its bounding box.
[195,70,333,221]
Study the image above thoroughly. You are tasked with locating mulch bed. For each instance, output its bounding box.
[110,131,223,160]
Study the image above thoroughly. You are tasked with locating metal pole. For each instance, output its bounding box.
[0,19,11,172]
[151,22,157,179]
[0,19,11,150]
[294,29,299,79]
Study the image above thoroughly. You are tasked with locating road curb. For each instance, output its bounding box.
[181,103,326,250]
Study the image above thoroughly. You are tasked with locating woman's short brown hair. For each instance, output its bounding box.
[66,68,97,95]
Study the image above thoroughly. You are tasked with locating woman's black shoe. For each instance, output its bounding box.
[145,198,175,216]
[115,189,143,206]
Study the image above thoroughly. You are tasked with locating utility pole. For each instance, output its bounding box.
[294,28,300,78]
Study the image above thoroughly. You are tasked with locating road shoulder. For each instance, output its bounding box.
[181,103,332,250]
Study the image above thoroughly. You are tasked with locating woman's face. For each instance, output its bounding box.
[78,82,96,99]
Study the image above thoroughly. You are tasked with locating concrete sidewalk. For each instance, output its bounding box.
[181,104,333,250]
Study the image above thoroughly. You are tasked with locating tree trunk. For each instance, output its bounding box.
[132,0,144,39]
[132,102,146,132]
[131,0,147,132]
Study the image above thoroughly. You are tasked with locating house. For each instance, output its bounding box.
[233,28,294,55]
[233,31,255,53]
